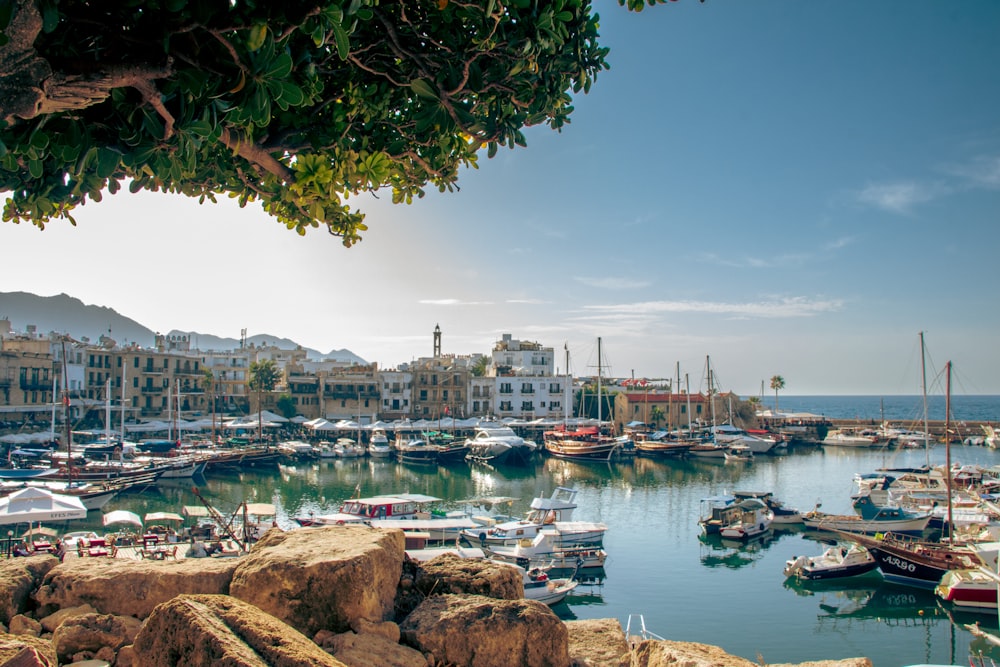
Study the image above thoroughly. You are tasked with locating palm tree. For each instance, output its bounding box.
[201,368,216,445]
[650,405,665,429]
[249,359,281,445]
[769,375,786,413]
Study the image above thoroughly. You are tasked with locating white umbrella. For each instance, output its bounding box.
[0,487,88,525]
[144,512,184,523]
[102,510,143,530]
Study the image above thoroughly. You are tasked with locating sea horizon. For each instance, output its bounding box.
[761,394,999,422]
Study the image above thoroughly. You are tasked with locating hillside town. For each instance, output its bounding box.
[0,320,743,439]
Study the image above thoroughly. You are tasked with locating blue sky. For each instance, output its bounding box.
[3,1,999,396]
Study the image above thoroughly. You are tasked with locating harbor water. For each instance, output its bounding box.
[51,395,1000,667]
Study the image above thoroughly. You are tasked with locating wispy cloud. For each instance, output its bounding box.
[574,276,651,290]
[946,155,1000,189]
[418,298,493,306]
[506,298,547,305]
[856,181,942,214]
[583,296,843,318]
[824,236,855,251]
[699,252,814,270]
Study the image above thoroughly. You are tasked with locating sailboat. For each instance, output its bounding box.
[543,338,621,461]
[840,361,1000,588]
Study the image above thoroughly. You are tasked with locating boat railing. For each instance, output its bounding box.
[625,614,664,644]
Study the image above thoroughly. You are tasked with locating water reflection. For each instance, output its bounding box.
[698,530,783,569]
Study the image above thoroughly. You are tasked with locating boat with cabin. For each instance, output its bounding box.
[783,543,879,581]
[460,487,606,549]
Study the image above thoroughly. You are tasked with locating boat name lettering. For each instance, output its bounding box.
[883,555,916,573]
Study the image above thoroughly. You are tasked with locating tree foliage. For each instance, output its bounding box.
[0,0,674,244]
[769,374,785,412]
[248,358,281,393]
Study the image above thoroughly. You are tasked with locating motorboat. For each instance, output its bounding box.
[395,437,439,465]
[520,564,579,606]
[333,438,365,458]
[698,494,741,535]
[936,568,998,610]
[821,429,883,448]
[802,509,931,536]
[294,492,446,526]
[465,425,536,465]
[784,543,879,581]
[367,429,392,458]
[314,441,337,458]
[277,440,316,460]
[732,491,803,525]
[460,487,605,548]
[485,530,607,570]
[718,498,773,540]
[724,443,753,463]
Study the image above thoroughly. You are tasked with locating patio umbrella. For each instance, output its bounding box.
[21,525,60,539]
[0,487,88,525]
[102,510,143,530]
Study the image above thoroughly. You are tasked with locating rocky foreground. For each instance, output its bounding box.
[0,526,872,667]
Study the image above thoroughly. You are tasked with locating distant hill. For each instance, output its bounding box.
[0,291,366,363]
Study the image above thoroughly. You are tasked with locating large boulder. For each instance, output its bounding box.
[325,631,427,667]
[565,618,629,666]
[131,594,347,667]
[33,557,240,619]
[0,556,59,624]
[0,633,58,667]
[414,553,522,599]
[50,612,143,664]
[624,640,759,667]
[229,526,404,637]
[400,593,569,667]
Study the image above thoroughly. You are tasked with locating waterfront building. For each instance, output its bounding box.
[378,369,413,421]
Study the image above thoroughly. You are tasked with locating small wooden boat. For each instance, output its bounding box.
[784,543,879,581]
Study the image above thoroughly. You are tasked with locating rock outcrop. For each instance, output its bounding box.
[229,526,404,637]
[0,527,874,667]
[0,633,58,667]
[33,557,239,619]
[401,593,570,667]
[0,555,59,624]
[131,594,347,667]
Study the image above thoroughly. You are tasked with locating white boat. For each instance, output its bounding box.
[485,530,607,569]
[367,429,392,458]
[314,441,337,458]
[465,425,535,465]
[334,438,365,458]
[936,567,998,610]
[519,564,579,606]
[718,498,773,540]
[784,543,879,581]
[277,440,316,459]
[801,509,931,535]
[822,429,882,448]
[724,444,753,463]
[295,492,445,526]
[460,486,605,548]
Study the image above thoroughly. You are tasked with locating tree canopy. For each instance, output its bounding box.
[0,0,670,245]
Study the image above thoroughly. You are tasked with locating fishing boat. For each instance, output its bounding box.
[784,543,879,581]
[802,508,931,536]
[520,564,580,606]
[460,486,606,548]
[395,436,439,465]
[718,498,773,540]
[543,338,621,462]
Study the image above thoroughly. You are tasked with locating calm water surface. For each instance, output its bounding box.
[63,440,1000,667]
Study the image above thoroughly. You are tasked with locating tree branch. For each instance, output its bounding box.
[219,128,295,182]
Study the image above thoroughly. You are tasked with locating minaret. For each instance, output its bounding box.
[433,324,441,358]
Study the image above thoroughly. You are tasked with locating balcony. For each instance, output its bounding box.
[141,385,164,394]
[19,380,51,391]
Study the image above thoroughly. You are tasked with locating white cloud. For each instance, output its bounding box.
[582,296,843,318]
[947,155,1000,189]
[574,276,651,290]
[856,181,939,214]
[418,299,493,306]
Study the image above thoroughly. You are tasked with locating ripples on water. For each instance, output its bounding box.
[769,394,1000,422]
[66,409,1000,666]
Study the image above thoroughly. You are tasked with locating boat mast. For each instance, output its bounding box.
[919,331,930,467]
[60,338,73,482]
[120,355,127,445]
[944,360,953,544]
[104,377,112,446]
[706,356,716,442]
[564,343,570,426]
[596,337,602,426]
[685,374,692,437]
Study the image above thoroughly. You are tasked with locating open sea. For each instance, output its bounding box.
[43,396,1000,667]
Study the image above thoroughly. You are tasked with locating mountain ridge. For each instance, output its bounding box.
[0,291,365,363]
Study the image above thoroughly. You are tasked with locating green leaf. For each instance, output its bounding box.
[265,53,293,80]
[28,159,43,179]
[331,21,350,60]
[410,79,439,101]
[247,24,267,52]
[279,82,305,107]
[95,148,120,179]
